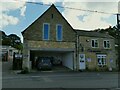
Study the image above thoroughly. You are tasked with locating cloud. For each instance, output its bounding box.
[0,1,26,29]
[1,0,118,31]
[62,2,118,30]
[1,1,26,12]
[40,0,59,4]
[38,0,118,30]
[1,14,19,28]
[24,0,58,4]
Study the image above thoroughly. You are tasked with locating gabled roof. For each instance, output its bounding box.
[75,29,114,39]
[21,4,75,35]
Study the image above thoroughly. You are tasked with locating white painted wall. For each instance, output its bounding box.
[62,52,73,70]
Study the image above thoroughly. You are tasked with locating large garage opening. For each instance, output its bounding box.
[30,50,74,71]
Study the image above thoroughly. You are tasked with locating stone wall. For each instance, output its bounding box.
[22,40,76,70]
[27,41,75,49]
[79,36,115,51]
[22,5,76,42]
[78,36,116,71]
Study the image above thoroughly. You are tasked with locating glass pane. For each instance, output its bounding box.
[104,58,106,65]
[104,41,106,48]
[98,58,101,65]
[95,40,98,47]
[102,58,104,64]
[107,41,110,48]
[92,40,94,47]
[57,25,62,41]
[95,42,98,47]
[43,24,49,40]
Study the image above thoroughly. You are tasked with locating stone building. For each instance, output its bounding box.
[76,30,116,71]
[21,4,116,71]
[22,4,76,70]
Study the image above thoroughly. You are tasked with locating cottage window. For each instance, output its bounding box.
[43,23,50,40]
[91,39,98,48]
[104,40,110,49]
[97,55,106,66]
[56,24,62,41]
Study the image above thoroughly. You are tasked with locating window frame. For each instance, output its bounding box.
[43,23,50,40]
[103,40,110,49]
[97,55,107,66]
[91,39,99,48]
[56,24,63,41]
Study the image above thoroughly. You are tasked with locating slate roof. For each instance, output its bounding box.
[75,29,114,39]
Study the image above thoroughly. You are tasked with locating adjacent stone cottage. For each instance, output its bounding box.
[76,30,116,71]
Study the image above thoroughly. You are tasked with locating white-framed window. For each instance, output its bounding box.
[103,40,110,49]
[43,23,50,40]
[97,55,106,66]
[56,24,62,41]
[91,39,99,48]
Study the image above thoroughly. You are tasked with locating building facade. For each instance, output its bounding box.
[22,4,77,70]
[76,30,116,71]
[22,4,116,71]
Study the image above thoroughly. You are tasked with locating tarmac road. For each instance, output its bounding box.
[1,61,120,89]
[2,71,119,89]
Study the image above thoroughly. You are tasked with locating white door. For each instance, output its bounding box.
[79,54,86,70]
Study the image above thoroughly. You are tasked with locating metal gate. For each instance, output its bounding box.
[13,53,23,70]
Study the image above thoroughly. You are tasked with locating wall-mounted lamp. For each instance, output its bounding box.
[86,39,89,42]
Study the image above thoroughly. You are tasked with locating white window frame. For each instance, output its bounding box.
[97,55,107,66]
[91,39,99,48]
[103,40,110,49]
[43,23,50,40]
[56,24,63,41]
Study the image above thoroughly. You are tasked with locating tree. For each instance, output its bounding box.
[93,26,119,40]
[8,34,23,50]
[1,31,23,51]
[2,37,11,46]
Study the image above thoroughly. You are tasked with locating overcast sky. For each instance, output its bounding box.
[0,0,119,42]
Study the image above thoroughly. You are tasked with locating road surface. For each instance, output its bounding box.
[2,71,119,89]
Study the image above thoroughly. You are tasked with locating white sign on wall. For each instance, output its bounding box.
[79,54,86,70]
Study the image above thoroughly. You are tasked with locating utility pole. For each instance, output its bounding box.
[117,14,120,71]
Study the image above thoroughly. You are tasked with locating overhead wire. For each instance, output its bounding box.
[27,1,118,15]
